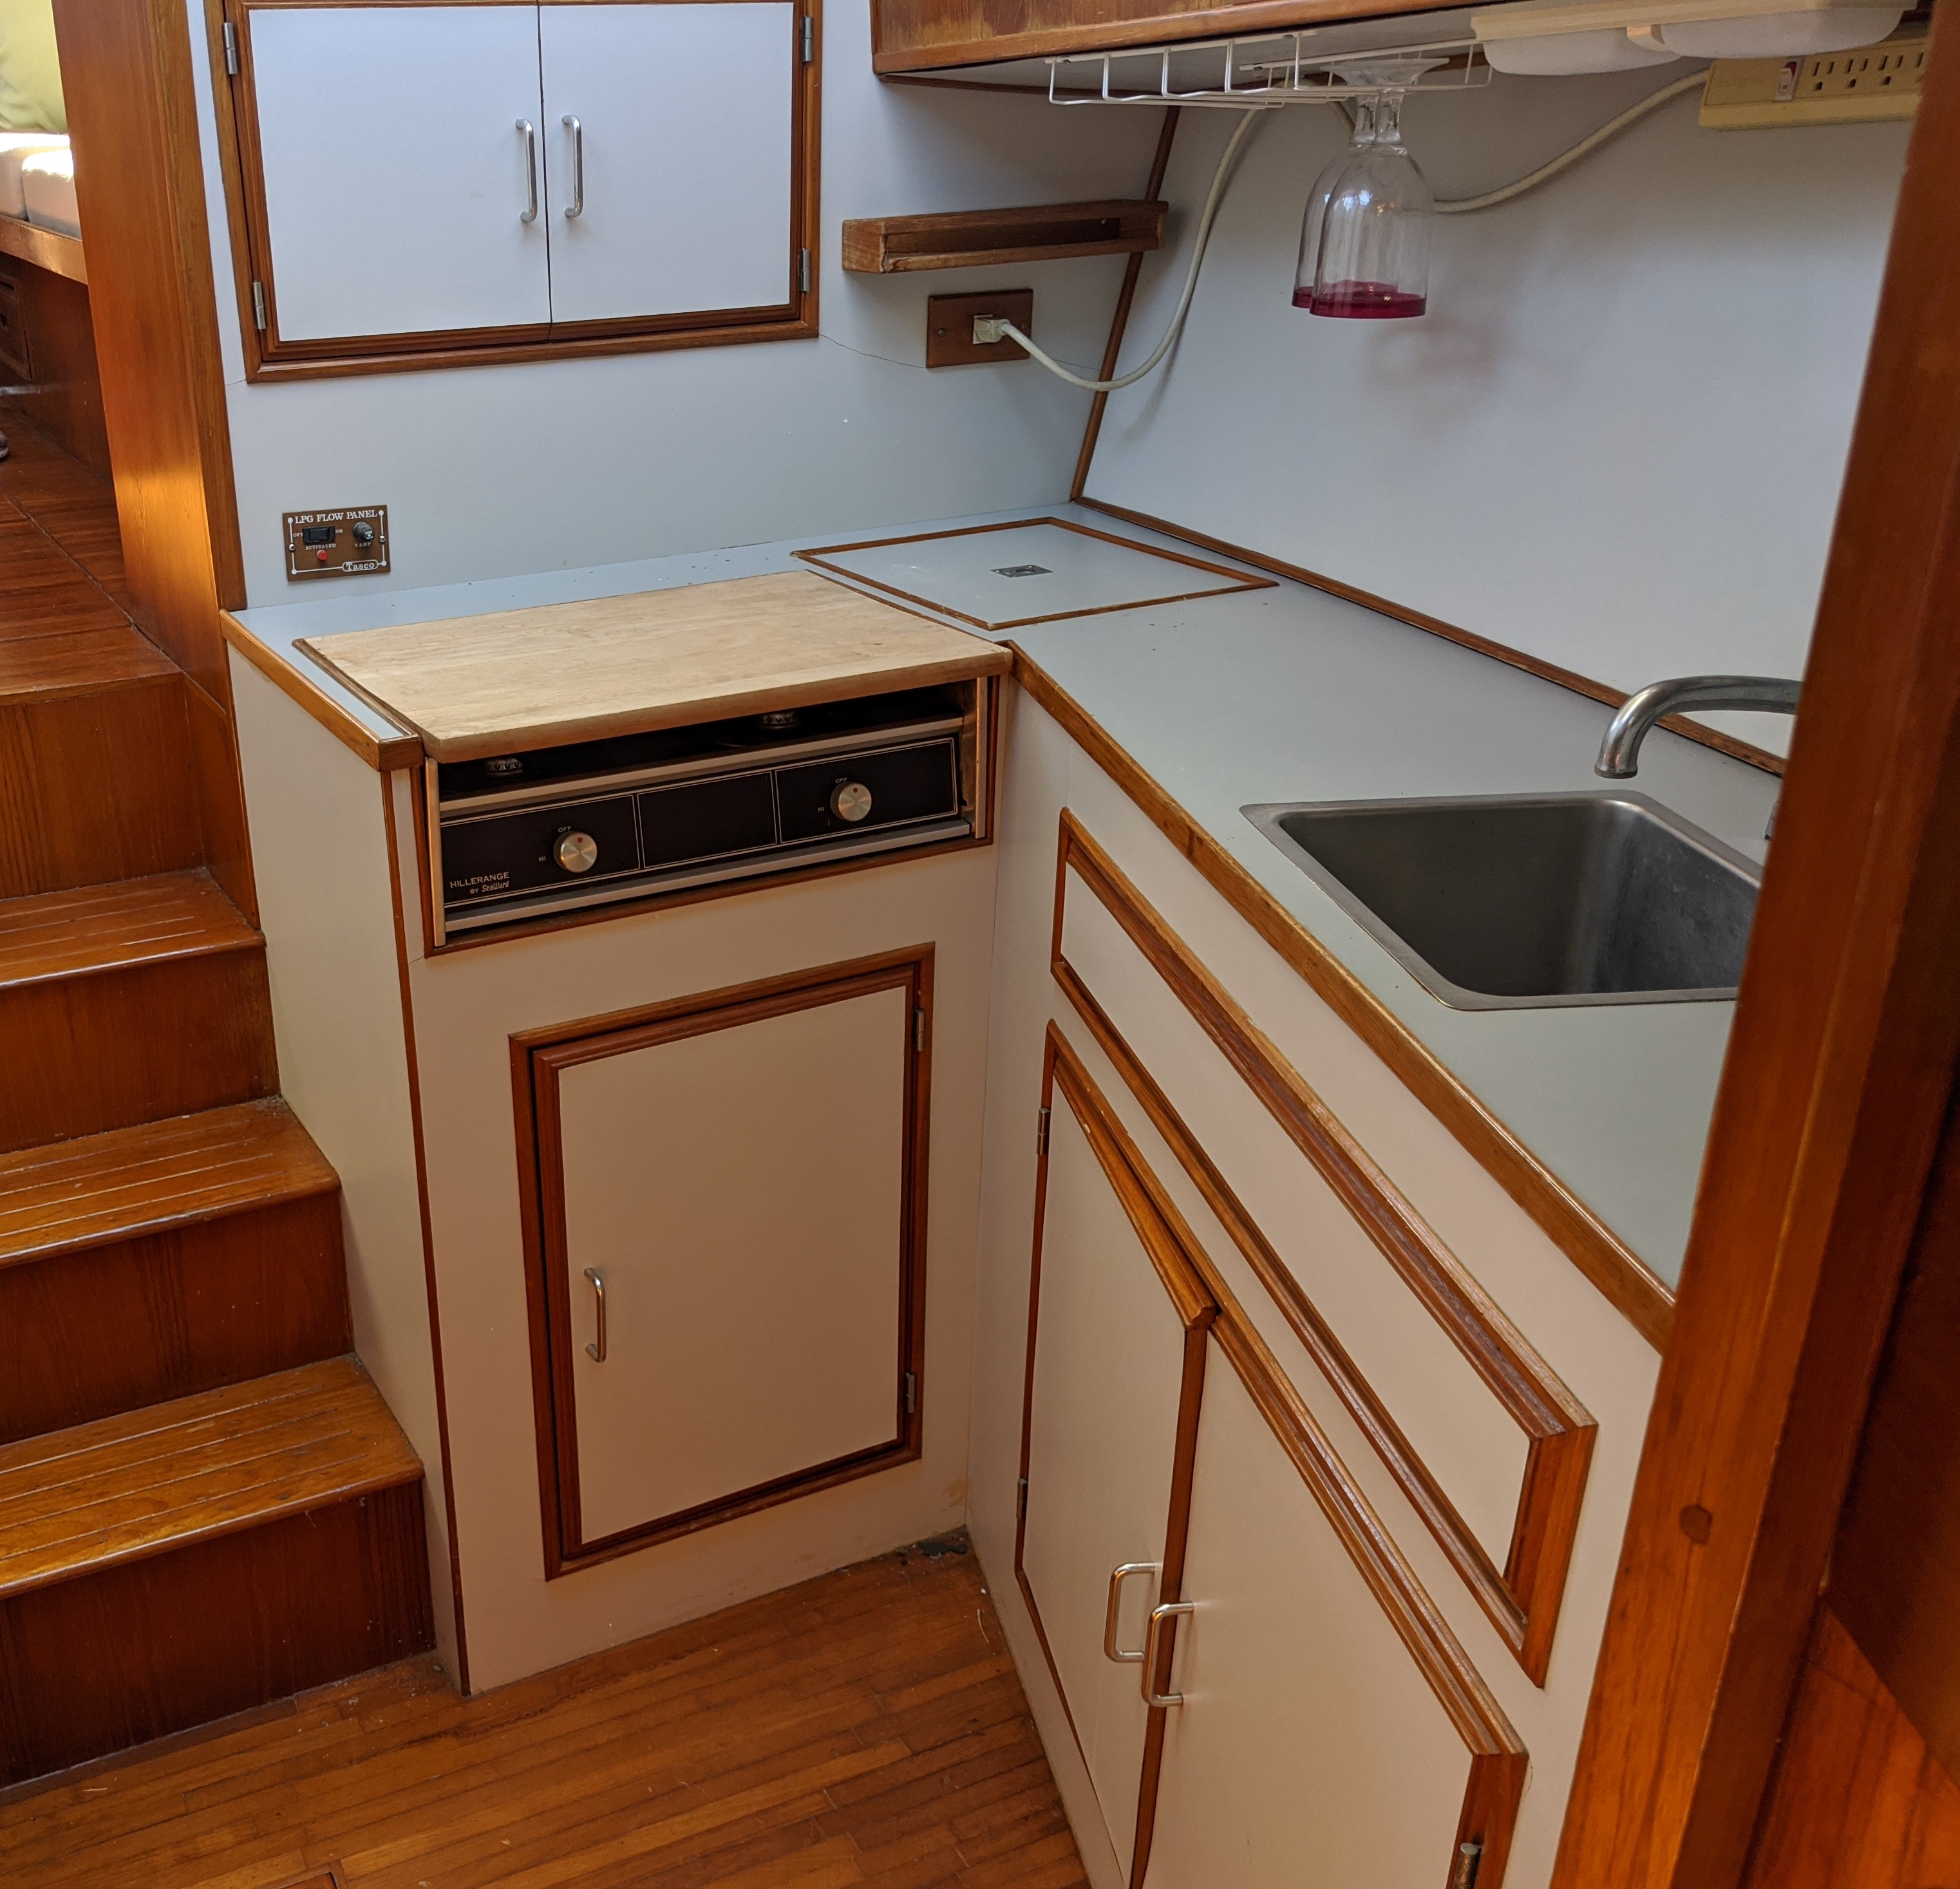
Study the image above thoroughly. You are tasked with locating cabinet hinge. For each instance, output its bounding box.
[250,281,267,331]
[221,20,240,75]
[1037,1105,1051,1158]
[904,1371,918,1415]
[798,247,811,294]
[1017,1476,1029,1523]
[801,13,814,62]
[1453,1841,1484,1889]
[914,1008,926,1053]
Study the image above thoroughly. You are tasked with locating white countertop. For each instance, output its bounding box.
[240,502,1778,1289]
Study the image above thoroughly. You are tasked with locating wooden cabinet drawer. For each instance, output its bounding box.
[1053,811,1594,1684]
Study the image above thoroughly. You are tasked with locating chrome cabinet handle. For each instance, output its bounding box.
[583,1266,607,1362]
[1142,1599,1194,1707]
[1104,1563,1158,1664]
[517,118,538,223]
[561,114,583,218]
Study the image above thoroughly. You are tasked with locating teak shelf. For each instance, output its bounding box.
[841,198,1166,273]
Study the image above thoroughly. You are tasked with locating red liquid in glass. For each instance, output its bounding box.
[1294,279,1427,319]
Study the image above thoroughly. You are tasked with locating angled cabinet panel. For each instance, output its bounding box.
[540,1,798,325]
[240,5,552,344]
[517,951,930,1574]
[1017,1051,1209,1879]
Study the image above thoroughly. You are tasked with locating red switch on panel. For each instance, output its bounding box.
[316,547,330,563]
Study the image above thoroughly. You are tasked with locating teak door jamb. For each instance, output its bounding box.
[511,946,934,1579]
[1550,22,1960,1889]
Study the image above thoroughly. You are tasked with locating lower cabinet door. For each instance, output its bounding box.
[1019,1039,1212,1881]
[520,952,930,1570]
[1030,1025,1525,1889]
[1145,1347,1491,1889]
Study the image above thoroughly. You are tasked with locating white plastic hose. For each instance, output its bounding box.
[981,108,1265,393]
[1434,71,1704,213]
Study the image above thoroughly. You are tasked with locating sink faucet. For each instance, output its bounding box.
[1595,675,1802,778]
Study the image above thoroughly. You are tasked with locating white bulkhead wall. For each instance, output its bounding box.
[184,0,1162,602]
[1086,75,1911,755]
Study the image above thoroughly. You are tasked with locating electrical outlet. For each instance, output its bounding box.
[925,290,1033,368]
[1700,25,1926,129]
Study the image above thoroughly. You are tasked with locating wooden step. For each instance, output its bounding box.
[0,513,128,643]
[0,1100,349,1442]
[0,873,276,1152]
[0,1358,432,1784]
[0,654,201,899]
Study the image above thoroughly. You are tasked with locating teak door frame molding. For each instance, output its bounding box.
[1053,808,1596,1684]
[1551,20,1960,1889]
[205,0,823,382]
[1022,1024,1527,1887]
[511,946,933,1579]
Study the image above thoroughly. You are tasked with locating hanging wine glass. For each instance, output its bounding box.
[1294,61,1437,320]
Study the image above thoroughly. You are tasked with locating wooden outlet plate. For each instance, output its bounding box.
[926,290,1032,369]
[283,504,390,581]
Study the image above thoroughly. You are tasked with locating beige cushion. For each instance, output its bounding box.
[0,0,64,134]
[20,140,74,234]
[0,129,62,218]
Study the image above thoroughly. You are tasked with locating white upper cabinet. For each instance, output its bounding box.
[541,3,798,324]
[223,0,817,377]
[247,6,551,342]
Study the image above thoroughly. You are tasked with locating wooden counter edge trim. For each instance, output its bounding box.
[381,771,472,1693]
[869,0,1448,73]
[1019,655,1673,1350]
[0,215,85,286]
[1074,496,1787,780]
[220,612,422,771]
[1053,968,1594,1683]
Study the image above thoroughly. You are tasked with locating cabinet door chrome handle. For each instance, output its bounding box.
[1104,1563,1158,1664]
[517,118,538,223]
[583,1266,607,1361]
[1142,1599,1194,1707]
[561,114,583,217]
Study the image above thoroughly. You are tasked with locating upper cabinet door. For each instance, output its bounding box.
[242,5,552,344]
[540,1,799,325]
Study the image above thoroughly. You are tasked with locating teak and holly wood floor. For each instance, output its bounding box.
[0,1539,1089,1889]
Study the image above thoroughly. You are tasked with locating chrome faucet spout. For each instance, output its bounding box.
[1595,675,1802,778]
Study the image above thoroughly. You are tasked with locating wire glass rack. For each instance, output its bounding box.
[1044,34,1491,107]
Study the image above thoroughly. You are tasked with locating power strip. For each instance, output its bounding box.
[1700,25,1927,128]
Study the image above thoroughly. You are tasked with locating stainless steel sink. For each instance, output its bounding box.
[1243,793,1760,1010]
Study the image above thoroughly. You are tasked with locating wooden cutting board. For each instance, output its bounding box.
[298,570,1011,762]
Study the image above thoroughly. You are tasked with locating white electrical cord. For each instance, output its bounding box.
[1433,71,1704,213]
[975,108,1265,393]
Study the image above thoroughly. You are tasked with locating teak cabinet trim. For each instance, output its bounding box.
[1054,809,1597,1684]
[511,946,933,1579]
[1023,1025,1526,1886]
[207,0,822,382]
[1015,655,1674,1348]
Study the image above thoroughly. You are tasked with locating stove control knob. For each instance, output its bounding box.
[830,781,873,824]
[554,831,599,874]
